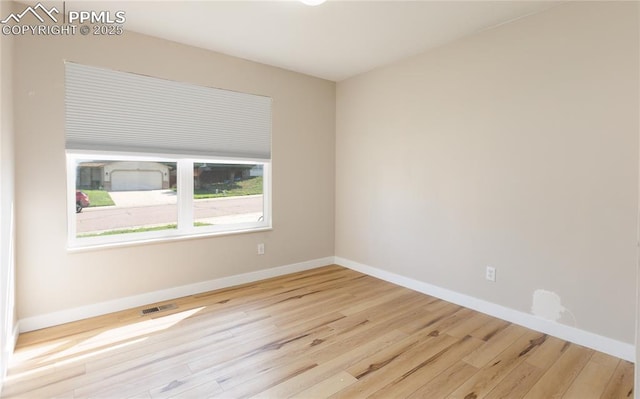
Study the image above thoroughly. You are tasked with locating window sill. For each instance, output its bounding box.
[67,226,273,253]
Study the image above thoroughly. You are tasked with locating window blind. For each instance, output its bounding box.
[65,62,272,160]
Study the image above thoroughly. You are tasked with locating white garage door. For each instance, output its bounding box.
[111,170,162,191]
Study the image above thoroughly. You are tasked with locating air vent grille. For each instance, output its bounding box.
[140,303,177,315]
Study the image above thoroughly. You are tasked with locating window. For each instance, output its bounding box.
[65,63,272,248]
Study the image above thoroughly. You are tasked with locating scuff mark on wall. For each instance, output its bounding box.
[532,289,566,321]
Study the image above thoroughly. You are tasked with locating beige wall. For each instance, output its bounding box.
[13,21,335,319]
[336,1,639,343]
[0,0,16,390]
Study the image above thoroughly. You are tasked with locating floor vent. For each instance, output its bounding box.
[141,303,177,315]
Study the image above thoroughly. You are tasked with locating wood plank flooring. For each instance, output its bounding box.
[1,265,634,398]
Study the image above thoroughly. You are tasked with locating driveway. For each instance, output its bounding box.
[107,189,177,207]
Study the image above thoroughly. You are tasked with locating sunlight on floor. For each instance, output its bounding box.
[10,340,70,363]
[7,307,205,383]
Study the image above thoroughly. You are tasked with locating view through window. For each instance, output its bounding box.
[70,156,268,246]
[75,159,178,238]
[192,163,264,228]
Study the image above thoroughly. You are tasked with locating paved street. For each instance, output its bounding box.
[76,195,263,233]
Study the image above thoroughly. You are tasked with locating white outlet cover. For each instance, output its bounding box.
[486,266,496,282]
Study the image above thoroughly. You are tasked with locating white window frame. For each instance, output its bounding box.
[67,150,271,250]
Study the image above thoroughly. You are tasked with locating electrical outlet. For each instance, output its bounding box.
[257,243,265,255]
[486,266,496,282]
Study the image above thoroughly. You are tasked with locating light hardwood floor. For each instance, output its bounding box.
[1,265,634,398]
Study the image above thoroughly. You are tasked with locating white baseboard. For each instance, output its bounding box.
[19,257,334,333]
[335,256,635,362]
[18,255,634,362]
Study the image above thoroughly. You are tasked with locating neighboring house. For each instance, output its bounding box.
[76,162,106,190]
[193,164,254,189]
[250,165,263,177]
[77,161,171,191]
[77,162,256,191]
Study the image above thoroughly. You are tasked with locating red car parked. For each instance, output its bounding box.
[76,191,90,213]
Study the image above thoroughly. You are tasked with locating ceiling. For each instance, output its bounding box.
[55,1,560,81]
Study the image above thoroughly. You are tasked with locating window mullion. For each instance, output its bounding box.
[177,160,194,232]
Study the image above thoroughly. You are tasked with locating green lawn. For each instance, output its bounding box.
[77,222,211,238]
[193,176,263,199]
[82,190,115,207]
[82,177,262,207]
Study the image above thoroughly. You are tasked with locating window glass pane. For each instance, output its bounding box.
[75,160,178,238]
[193,163,264,227]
